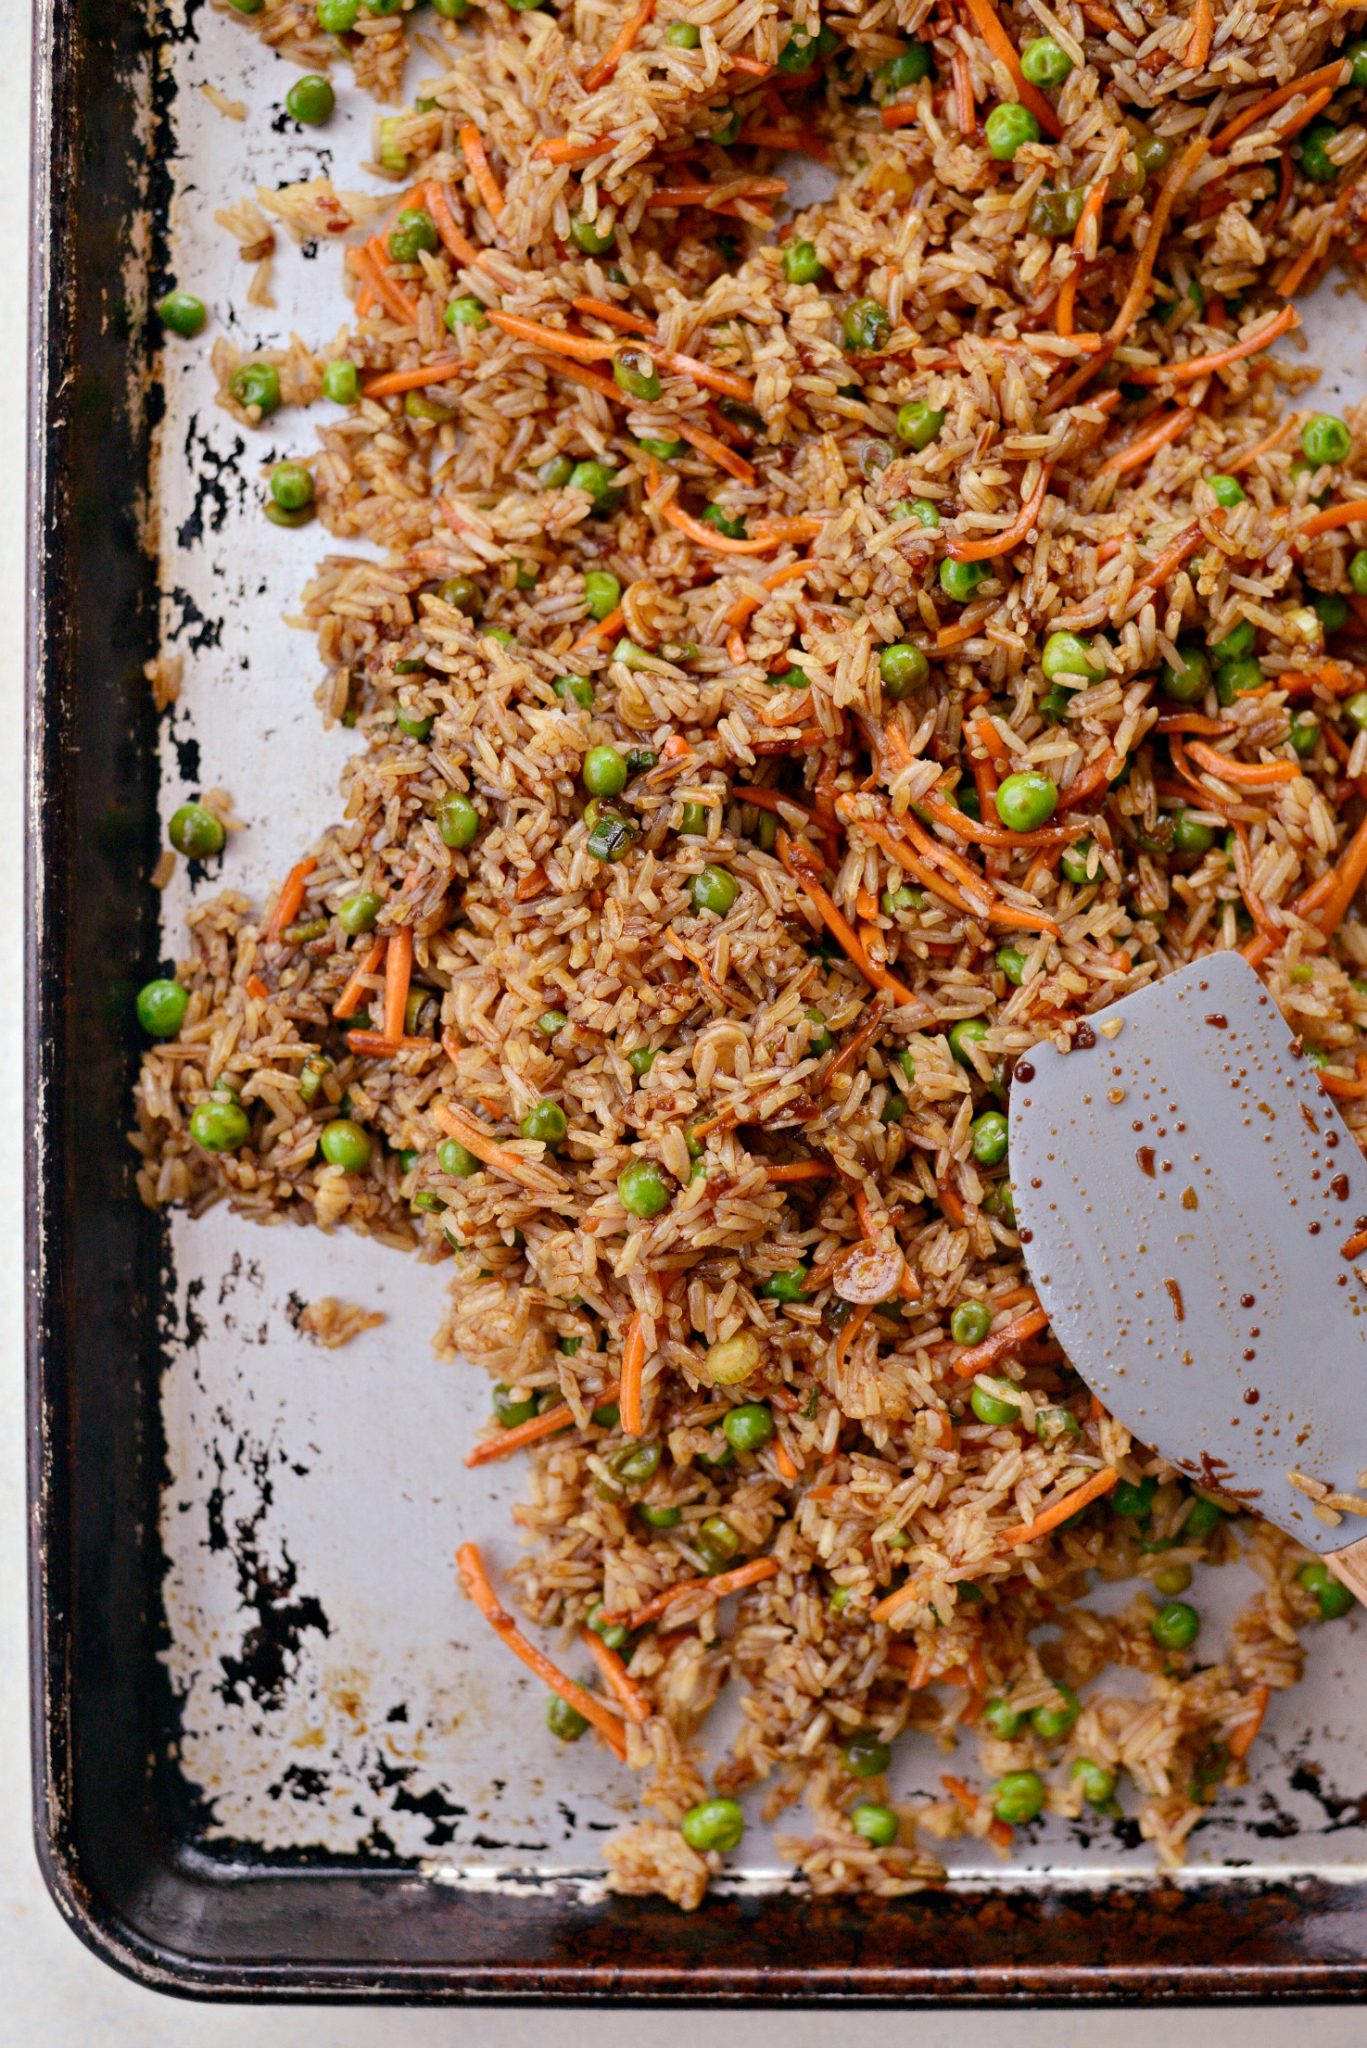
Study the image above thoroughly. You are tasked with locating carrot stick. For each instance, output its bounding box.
[953,1307,1049,1379]
[619,1311,648,1436]
[724,52,772,77]
[880,104,922,131]
[1184,739,1300,787]
[945,464,1051,562]
[266,856,317,939]
[1124,304,1299,386]
[1228,1683,1271,1761]
[677,419,756,485]
[1210,60,1351,153]
[456,1544,627,1758]
[650,347,755,404]
[611,1555,780,1631]
[382,925,413,1045]
[333,937,386,1020]
[432,1102,565,1192]
[345,244,419,326]
[1318,1066,1367,1100]
[570,293,655,337]
[464,1380,620,1467]
[571,605,625,651]
[362,358,467,399]
[773,1438,799,1481]
[533,134,615,164]
[582,0,656,93]
[646,178,787,211]
[487,309,615,362]
[766,1159,837,1183]
[423,179,489,271]
[999,1465,1119,1547]
[345,1029,436,1057]
[1098,405,1197,477]
[1106,136,1209,344]
[580,1628,652,1724]
[458,122,505,219]
[957,0,1062,137]
[870,1573,931,1625]
[1341,1226,1367,1261]
[1299,499,1367,540]
[1273,83,1336,145]
[1185,0,1214,69]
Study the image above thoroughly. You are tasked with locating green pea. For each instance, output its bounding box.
[1299,119,1340,184]
[443,294,488,332]
[538,454,575,489]
[949,1303,991,1352]
[267,462,314,515]
[697,1514,740,1572]
[782,239,824,285]
[1031,1683,1079,1740]
[637,434,685,460]
[880,642,929,696]
[1170,810,1215,858]
[982,1696,1024,1739]
[189,1099,251,1152]
[286,73,335,124]
[993,1770,1044,1824]
[521,1099,567,1146]
[547,1692,589,1742]
[438,1136,481,1177]
[584,570,621,622]
[1042,630,1103,682]
[1347,691,1367,734]
[996,945,1026,985]
[1112,1476,1156,1520]
[970,1109,1009,1165]
[1298,1559,1356,1619]
[1312,591,1349,635]
[1182,1495,1224,1540]
[587,812,637,863]
[338,890,383,935]
[137,978,188,1038]
[570,214,615,255]
[1345,37,1367,87]
[880,40,932,91]
[723,1402,775,1452]
[298,1054,332,1106]
[1349,549,1367,596]
[612,345,661,402]
[760,1266,808,1303]
[1020,35,1072,87]
[995,771,1058,831]
[1206,473,1245,509]
[537,1009,568,1037]
[691,864,738,916]
[896,400,945,449]
[711,107,742,146]
[1035,1405,1081,1447]
[971,1382,1019,1426]
[985,102,1041,160]
[320,1117,373,1172]
[494,1383,538,1426]
[638,1501,682,1528]
[700,503,747,540]
[617,1159,672,1218]
[1160,643,1211,702]
[228,0,264,11]
[842,1732,892,1779]
[664,19,701,46]
[157,290,207,338]
[948,1018,989,1067]
[1153,1562,1192,1596]
[610,1440,662,1487]
[939,558,985,603]
[681,1797,745,1853]
[231,361,281,416]
[1216,657,1265,706]
[795,1005,832,1055]
[843,298,891,352]
[1072,1759,1117,1809]
[849,1802,898,1846]
[1152,1599,1200,1650]
[553,673,594,710]
[583,746,628,798]
[568,458,620,509]
[431,0,470,16]
[626,1047,655,1079]
[1030,186,1085,237]
[436,791,480,848]
[1303,412,1352,466]
[322,359,359,403]
[983,1181,1016,1222]
[168,802,225,859]
[894,497,940,528]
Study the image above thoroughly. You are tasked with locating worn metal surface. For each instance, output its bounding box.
[28,0,1367,2000]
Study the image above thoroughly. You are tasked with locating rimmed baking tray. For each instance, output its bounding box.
[26,0,1367,2001]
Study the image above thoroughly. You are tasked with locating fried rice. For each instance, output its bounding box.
[139,0,1367,1899]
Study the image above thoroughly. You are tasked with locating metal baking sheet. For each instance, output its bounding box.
[27,0,1367,2000]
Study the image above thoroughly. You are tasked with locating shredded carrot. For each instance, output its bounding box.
[773,1439,799,1482]
[1185,0,1215,69]
[333,937,386,1021]
[345,244,419,327]
[834,1303,871,1374]
[1278,176,1364,297]
[921,787,1079,854]
[649,346,755,404]
[724,52,772,77]
[1106,136,1209,344]
[580,1628,651,1724]
[1154,712,1231,735]
[945,464,1052,563]
[458,122,504,219]
[619,1311,648,1436]
[766,1158,837,1183]
[1184,739,1300,787]
[950,48,976,137]
[677,418,756,484]
[999,1465,1119,1547]
[582,0,656,92]
[656,494,822,554]
[612,1555,780,1632]
[488,309,614,362]
[1228,1683,1271,1762]
[533,133,615,164]
[1342,1226,1367,1262]
[781,849,925,1010]
[457,1544,627,1758]
[953,1307,1049,1380]
[646,178,786,215]
[1311,812,1367,940]
[1210,60,1350,154]
[513,864,547,904]
[992,1285,1038,1310]
[571,605,624,651]
[1125,303,1299,386]
[880,104,921,131]
[423,179,488,271]
[382,925,413,1046]
[1299,498,1367,540]
[245,974,269,1003]
[1319,1064,1367,1100]
[957,0,1062,137]
[1056,181,1108,340]
[1123,516,1212,618]
[464,1382,618,1467]
[266,855,317,939]
[870,1573,930,1625]
[1098,405,1198,477]
[569,293,655,337]
[345,1028,435,1057]
[936,620,981,650]
[432,1102,564,1191]
[1056,750,1121,813]
[939,1174,968,1228]
[722,558,811,630]
[534,346,624,401]
[362,357,468,400]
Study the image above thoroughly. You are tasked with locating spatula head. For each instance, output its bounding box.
[1008,953,1367,1552]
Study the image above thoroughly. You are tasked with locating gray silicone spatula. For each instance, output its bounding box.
[1009,951,1367,1599]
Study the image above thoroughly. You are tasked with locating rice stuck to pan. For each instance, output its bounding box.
[139,0,1367,1899]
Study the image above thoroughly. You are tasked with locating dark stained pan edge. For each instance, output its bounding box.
[23,0,1367,2001]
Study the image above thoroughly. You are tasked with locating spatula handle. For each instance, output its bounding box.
[1326,1535,1367,1606]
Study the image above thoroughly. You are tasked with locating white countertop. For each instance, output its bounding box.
[0,9,1361,2042]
